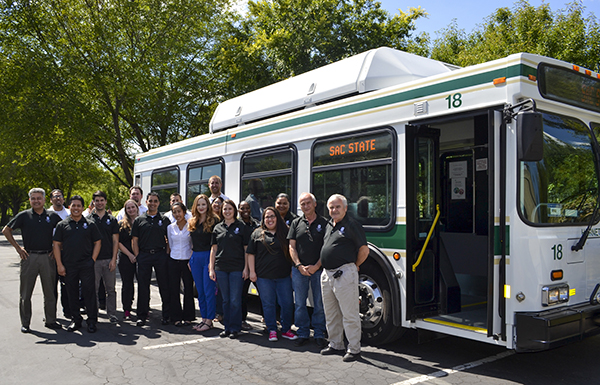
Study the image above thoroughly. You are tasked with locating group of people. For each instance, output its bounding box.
[2,176,369,362]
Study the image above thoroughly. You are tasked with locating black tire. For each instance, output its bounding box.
[359,258,405,345]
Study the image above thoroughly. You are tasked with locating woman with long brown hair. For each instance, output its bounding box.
[247,207,297,342]
[188,194,219,331]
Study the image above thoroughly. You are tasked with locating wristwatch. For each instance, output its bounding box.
[294,263,301,269]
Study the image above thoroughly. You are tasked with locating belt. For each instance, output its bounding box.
[27,250,52,254]
[142,248,165,254]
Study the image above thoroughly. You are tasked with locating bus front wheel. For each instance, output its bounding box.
[359,259,405,345]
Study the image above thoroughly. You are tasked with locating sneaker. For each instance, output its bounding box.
[123,311,131,320]
[268,331,278,341]
[109,315,118,324]
[281,330,298,340]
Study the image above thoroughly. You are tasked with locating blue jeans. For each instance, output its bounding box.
[292,268,326,338]
[189,251,215,320]
[256,276,294,332]
[215,270,244,332]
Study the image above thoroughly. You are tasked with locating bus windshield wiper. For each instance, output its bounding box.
[572,124,600,251]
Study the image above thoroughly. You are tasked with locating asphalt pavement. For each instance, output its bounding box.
[1,233,599,385]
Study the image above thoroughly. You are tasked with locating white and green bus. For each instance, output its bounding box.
[134,47,600,351]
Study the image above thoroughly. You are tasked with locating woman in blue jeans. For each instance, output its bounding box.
[188,194,219,332]
[247,207,297,342]
[209,200,251,338]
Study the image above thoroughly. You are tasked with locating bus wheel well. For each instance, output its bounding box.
[360,246,405,345]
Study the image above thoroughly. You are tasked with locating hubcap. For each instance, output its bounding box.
[358,274,384,327]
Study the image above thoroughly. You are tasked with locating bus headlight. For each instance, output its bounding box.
[542,284,569,306]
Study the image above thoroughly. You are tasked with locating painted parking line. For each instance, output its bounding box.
[391,351,515,385]
[143,336,220,350]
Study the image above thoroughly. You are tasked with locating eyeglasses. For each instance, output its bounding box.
[264,215,277,220]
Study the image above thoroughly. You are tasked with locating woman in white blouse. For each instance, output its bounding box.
[167,202,195,326]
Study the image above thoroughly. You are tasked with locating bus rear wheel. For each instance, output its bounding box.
[359,259,405,345]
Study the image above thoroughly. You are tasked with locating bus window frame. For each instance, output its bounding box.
[151,166,180,213]
[310,126,397,233]
[516,111,600,227]
[240,144,297,214]
[186,158,225,206]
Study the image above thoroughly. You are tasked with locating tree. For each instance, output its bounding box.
[222,0,428,83]
[1,0,234,186]
[430,0,600,71]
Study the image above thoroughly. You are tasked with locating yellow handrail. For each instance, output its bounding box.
[412,204,440,272]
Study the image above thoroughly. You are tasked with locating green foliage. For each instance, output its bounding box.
[430,0,600,71]
[233,0,428,81]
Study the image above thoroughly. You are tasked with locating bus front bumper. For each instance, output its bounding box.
[515,302,600,352]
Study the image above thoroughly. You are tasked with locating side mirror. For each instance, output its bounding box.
[517,111,544,162]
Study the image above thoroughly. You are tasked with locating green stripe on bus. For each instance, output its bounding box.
[137,64,535,164]
[366,224,510,255]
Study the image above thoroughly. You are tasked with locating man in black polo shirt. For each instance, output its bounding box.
[2,188,62,333]
[87,190,119,324]
[287,192,328,348]
[53,195,102,333]
[131,192,171,326]
[319,194,369,362]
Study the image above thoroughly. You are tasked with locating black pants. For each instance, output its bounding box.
[54,268,72,317]
[168,258,195,322]
[64,259,97,324]
[137,251,170,321]
[118,253,136,312]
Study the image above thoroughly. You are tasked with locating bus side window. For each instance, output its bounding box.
[241,146,296,220]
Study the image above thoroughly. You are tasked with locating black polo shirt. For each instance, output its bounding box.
[131,212,170,251]
[119,225,133,255]
[287,214,328,265]
[211,219,251,272]
[239,216,260,231]
[283,211,298,227]
[190,222,214,252]
[320,215,367,270]
[53,216,102,264]
[7,208,61,251]
[247,228,291,279]
[87,212,119,260]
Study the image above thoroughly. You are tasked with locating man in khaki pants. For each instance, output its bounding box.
[2,188,62,333]
[319,194,369,362]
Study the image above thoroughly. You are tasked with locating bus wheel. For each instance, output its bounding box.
[359,259,404,345]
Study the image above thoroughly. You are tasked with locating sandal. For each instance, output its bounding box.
[197,322,212,332]
[192,322,206,331]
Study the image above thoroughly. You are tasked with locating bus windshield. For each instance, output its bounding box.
[519,112,600,225]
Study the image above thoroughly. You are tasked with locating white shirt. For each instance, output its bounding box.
[167,222,192,261]
[164,210,192,223]
[116,204,148,221]
[209,193,229,203]
[48,206,70,220]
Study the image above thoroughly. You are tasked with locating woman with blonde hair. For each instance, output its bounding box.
[117,199,139,320]
[188,194,219,331]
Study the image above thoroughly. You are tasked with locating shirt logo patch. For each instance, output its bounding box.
[234,227,240,234]
[158,220,163,227]
[45,216,51,223]
[339,227,345,236]
[106,219,111,225]
[316,224,322,232]
[83,222,88,229]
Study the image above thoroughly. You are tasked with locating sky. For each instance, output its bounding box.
[378,0,600,37]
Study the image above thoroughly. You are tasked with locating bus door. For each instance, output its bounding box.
[406,125,441,320]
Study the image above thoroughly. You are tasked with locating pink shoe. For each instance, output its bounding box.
[268,331,278,341]
[281,330,298,340]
